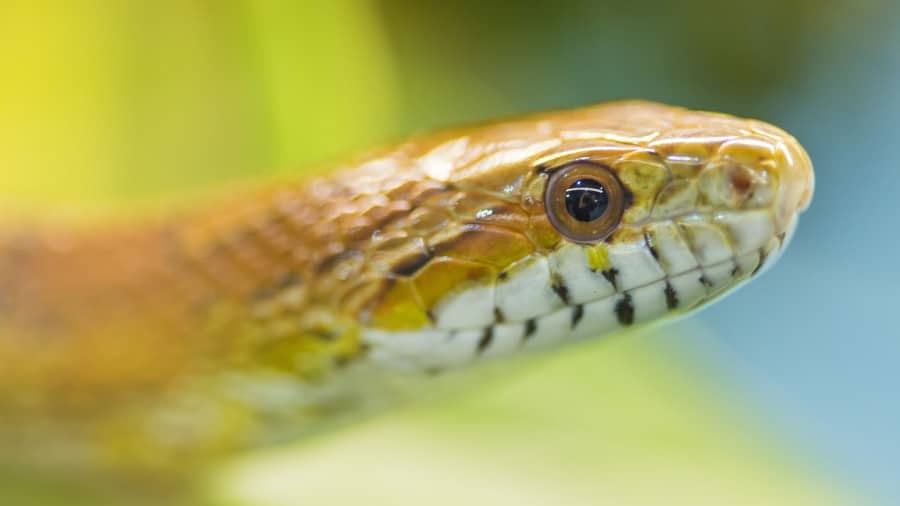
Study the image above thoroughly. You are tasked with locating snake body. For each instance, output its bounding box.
[0,101,813,471]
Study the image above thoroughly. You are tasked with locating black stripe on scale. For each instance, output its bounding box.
[664,281,679,310]
[615,293,635,326]
[752,247,768,276]
[550,275,571,305]
[571,304,584,329]
[523,318,537,340]
[643,231,660,262]
[600,268,619,290]
[477,327,494,354]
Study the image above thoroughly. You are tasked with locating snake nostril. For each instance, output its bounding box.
[728,165,755,196]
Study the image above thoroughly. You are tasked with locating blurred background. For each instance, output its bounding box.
[1,1,897,505]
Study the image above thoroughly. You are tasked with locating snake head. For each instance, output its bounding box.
[351,101,814,371]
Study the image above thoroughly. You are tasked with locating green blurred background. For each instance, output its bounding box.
[2,1,898,504]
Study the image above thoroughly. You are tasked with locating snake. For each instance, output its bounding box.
[0,101,813,474]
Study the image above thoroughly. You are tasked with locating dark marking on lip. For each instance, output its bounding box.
[664,281,679,310]
[523,319,537,340]
[776,232,786,246]
[391,250,434,277]
[494,307,506,323]
[534,164,549,175]
[752,248,768,276]
[615,293,635,326]
[643,231,660,261]
[730,264,740,277]
[601,268,619,290]
[699,275,713,288]
[571,304,584,328]
[498,271,509,281]
[477,327,494,354]
[425,310,436,323]
[551,275,570,305]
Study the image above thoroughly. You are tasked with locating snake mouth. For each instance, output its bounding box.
[363,209,796,373]
[364,255,783,373]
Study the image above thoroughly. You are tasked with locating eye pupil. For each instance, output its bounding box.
[564,178,609,222]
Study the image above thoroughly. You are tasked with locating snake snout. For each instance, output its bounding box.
[745,121,815,227]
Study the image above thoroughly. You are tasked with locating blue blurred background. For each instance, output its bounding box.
[1,1,897,504]
[688,4,900,503]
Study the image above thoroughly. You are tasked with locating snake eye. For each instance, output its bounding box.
[544,162,625,243]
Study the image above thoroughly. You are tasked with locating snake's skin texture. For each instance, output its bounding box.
[0,101,813,472]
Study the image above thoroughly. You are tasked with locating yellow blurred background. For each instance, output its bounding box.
[2,1,892,504]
